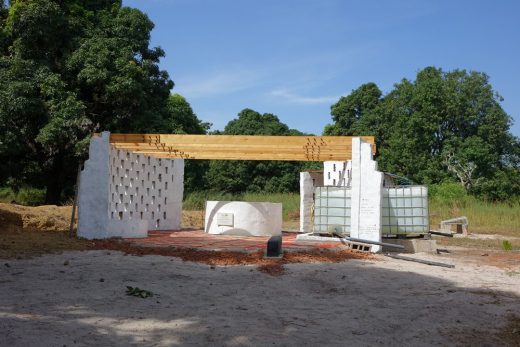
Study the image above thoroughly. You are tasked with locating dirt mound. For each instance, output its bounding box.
[0,203,206,233]
[0,203,72,233]
[182,210,204,228]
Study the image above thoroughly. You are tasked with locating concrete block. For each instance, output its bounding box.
[382,238,438,253]
[324,161,351,187]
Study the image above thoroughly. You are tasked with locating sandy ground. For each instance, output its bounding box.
[1,250,519,347]
[1,203,519,345]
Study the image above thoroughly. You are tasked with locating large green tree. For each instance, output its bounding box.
[206,109,312,193]
[325,67,520,200]
[0,0,205,203]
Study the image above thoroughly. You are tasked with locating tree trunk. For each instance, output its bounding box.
[45,173,62,205]
[44,156,64,205]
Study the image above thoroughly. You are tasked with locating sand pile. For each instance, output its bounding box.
[0,203,72,233]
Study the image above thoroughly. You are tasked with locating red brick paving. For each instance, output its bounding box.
[125,230,346,253]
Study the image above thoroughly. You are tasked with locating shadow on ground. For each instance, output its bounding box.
[0,250,519,346]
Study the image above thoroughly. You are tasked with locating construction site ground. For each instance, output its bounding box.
[1,203,519,346]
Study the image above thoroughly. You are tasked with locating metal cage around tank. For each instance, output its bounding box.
[313,186,352,235]
[313,185,429,236]
[382,186,429,235]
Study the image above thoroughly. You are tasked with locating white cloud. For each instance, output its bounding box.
[174,69,260,99]
[269,89,341,105]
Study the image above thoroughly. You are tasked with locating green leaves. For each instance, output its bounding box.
[0,0,189,203]
[205,109,307,194]
[327,67,519,200]
[126,286,153,298]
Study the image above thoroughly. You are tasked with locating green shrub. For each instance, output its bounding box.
[0,187,15,202]
[502,240,513,251]
[0,187,46,206]
[429,182,468,205]
[15,187,46,206]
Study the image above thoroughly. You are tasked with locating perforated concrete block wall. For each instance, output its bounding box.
[78,132,184,239]
[108,147,184,231]
[323,161,352,187]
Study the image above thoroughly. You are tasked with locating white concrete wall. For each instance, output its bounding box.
[205,201,282,237]
[299,172,314,233]
[324,161,352,187]
[108,147,183,231]
[78,131,184,239]
[350,138,383,252]
[78,132,112,239]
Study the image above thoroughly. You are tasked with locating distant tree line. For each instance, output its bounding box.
[1,1,518,202]
[324,67,520,200]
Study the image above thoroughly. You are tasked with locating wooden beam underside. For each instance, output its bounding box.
[108,134,375,161]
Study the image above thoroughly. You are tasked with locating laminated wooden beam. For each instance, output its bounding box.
[107,133,376,161]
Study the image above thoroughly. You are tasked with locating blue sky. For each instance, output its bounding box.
[124,0,520,137]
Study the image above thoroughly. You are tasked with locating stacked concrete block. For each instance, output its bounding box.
[78,132,184,239]
[350,138,383,252]
[299,138,384,253]
[299,172,314,233]
[108,147,184,232]
[323,160,352,187]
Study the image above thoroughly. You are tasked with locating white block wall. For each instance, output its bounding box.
[108,147,184,231]
[78,132,184,239]
[299,172,314,233]
[324,161,352,187]
[350,138,383,252]
[299,138,384,253]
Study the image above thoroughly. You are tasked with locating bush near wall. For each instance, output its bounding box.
[0,187,46,206]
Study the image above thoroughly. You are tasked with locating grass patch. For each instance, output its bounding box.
[502,240,513,251]
[429,197,520,236]
[0,187,46,206]
[435,237,520,251]
[187,190,520,235]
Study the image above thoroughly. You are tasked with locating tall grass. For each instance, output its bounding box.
[186,186,520,236]
[3,183,518,236]
[428,183,520,236]
[429,197,520,236]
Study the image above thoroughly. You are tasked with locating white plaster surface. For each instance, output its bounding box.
[77,132,184,239]
[77,132,112,239]
[299,172,314,233]
[205,201,282,236]
[350,138,383,252]
[108,147,183,232]
[323,161,351,187]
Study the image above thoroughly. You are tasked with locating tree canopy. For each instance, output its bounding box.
[325,67,520,200]
[205,109,316,194]
[1,1,518,203]
[0,0,206,203]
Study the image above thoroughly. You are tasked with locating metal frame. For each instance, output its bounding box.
[313,185,429,236]
[313,186,352,234]
[382,185,429,235]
